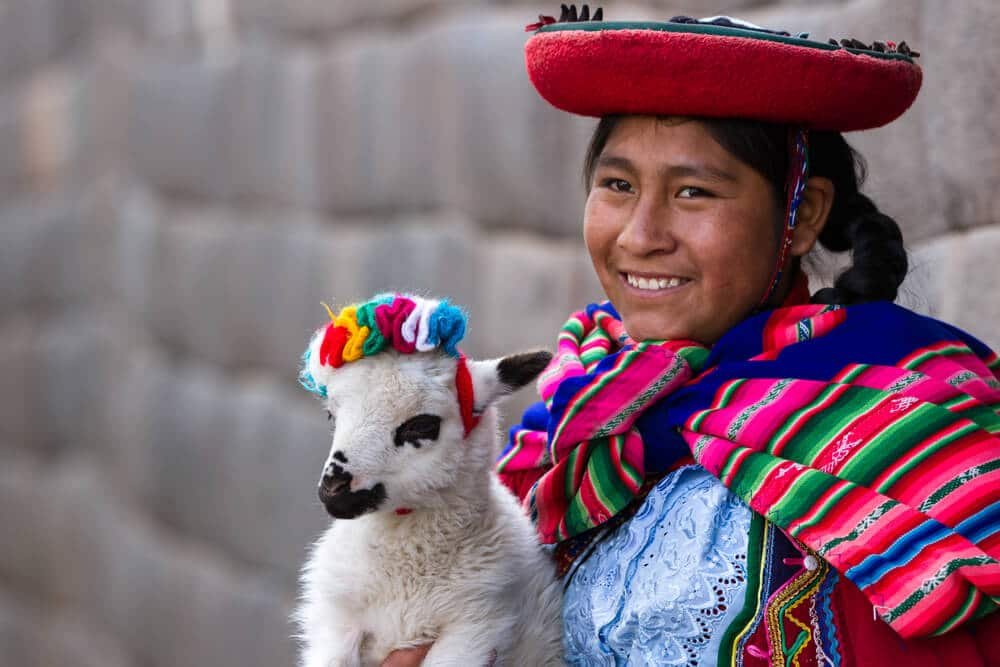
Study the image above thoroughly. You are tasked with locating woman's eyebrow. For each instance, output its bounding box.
[662,163,739,183]
[595,155,636,172]
[596,154,738,183]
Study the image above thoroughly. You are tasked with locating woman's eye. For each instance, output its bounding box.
[600,177,633,193]
[677,186,711,198]
[326,410,333,421]
[394,414,442,448]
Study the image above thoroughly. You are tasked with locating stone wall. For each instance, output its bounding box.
[1,1,997,665]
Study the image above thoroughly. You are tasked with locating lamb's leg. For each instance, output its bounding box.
[299,622,364,667]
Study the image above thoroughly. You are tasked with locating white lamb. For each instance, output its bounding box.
[294,294,563,667]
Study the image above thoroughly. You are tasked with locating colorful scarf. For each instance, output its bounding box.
[497,299,1000,639]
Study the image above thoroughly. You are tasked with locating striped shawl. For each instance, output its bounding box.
[496,300,1000,638]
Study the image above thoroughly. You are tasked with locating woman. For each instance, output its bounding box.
[386,8,1000,666]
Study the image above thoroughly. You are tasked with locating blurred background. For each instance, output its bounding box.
[0,0,997,665]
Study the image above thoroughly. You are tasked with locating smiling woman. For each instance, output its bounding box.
[583,116,800,344]
[490,7,1000,667]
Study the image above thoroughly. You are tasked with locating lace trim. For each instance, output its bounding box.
[563,465,752,665]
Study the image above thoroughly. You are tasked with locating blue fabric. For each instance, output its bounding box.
[562,465,753,666]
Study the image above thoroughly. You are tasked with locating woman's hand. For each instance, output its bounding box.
[381,644,431,666]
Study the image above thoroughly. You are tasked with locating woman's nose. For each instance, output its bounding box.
[616,198,677,256]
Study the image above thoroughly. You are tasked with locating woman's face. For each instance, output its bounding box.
[584,116,782,344]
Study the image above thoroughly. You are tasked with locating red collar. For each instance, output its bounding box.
[455,353,480,437]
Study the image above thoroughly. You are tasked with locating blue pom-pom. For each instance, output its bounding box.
[426,301,467,357]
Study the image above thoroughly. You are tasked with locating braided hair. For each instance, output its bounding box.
[582,116,909,305]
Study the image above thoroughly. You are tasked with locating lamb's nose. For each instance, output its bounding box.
[319,462,352,495]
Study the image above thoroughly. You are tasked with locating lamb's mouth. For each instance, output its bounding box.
[318,483,387,519]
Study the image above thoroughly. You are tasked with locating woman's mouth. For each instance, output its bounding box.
[622,272,692,293]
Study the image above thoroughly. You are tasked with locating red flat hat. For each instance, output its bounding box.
[525,9,922,132]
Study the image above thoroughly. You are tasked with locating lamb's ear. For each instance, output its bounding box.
[468,350,553,410]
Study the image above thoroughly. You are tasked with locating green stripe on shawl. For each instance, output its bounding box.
[770,471,842,523]
[902,343,969,370]
[588,443,636,513]
[953,404,1000,434]
[875,421,981,495]
[765,383,844,453]
[788,483,853,539]
[779,386,885,464]
[839,403,956,486]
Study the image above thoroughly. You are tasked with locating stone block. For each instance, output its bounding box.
[125,54,240,199]
[116,199,372,374]
[920,0,1000,230]
[0,0,75,84]
[899,234,957,319]
[234,0,481,36]
[0,192,112,313]
[0,457,62,593]
[227,43,321,208]
[0,455,298,666]
[443,11,594,236]
[0,66,95,196]
[354,216,480,310]
[314,31,444,214]
[22,310,120,457]
[106,354,328,578]
[311,11,594,233]
[901,226,1000,350]
[468,232,579,358]
[947,226,1000,351]
[0,590,131,667]
[0,320,36,450]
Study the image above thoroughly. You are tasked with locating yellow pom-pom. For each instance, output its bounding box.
[335,305,369,362]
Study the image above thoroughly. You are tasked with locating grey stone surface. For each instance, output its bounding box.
[0,191,112,314]
[105,347,329,578]
[920,0,1000,231]
[125,54,241,199]
[228,43,321,207]
[0,588,133,667]
[0,454,298,667]
[0,0,82,84]
[0,65,95,196]
[312,11,595,232]
[470,232,580,355]
[234,0,481,36]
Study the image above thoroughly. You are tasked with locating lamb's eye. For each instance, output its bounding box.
[394,414,442,448]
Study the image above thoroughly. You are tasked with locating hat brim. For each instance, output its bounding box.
[526,22,922,132]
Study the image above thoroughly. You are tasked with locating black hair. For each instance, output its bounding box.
[582,116,908,305]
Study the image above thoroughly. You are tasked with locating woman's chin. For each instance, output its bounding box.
[620,313,695,343]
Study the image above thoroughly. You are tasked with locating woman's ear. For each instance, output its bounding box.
[790,176,834,257]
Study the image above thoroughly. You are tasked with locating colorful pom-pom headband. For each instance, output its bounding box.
[299,294,481,436]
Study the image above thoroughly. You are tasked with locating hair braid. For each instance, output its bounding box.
[808,132,908,305]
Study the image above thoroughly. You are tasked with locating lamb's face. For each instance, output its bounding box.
[315,352,469,519]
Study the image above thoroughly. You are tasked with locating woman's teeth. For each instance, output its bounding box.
[626,274,689,291]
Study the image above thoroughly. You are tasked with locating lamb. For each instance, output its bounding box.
[294,294,563,667]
